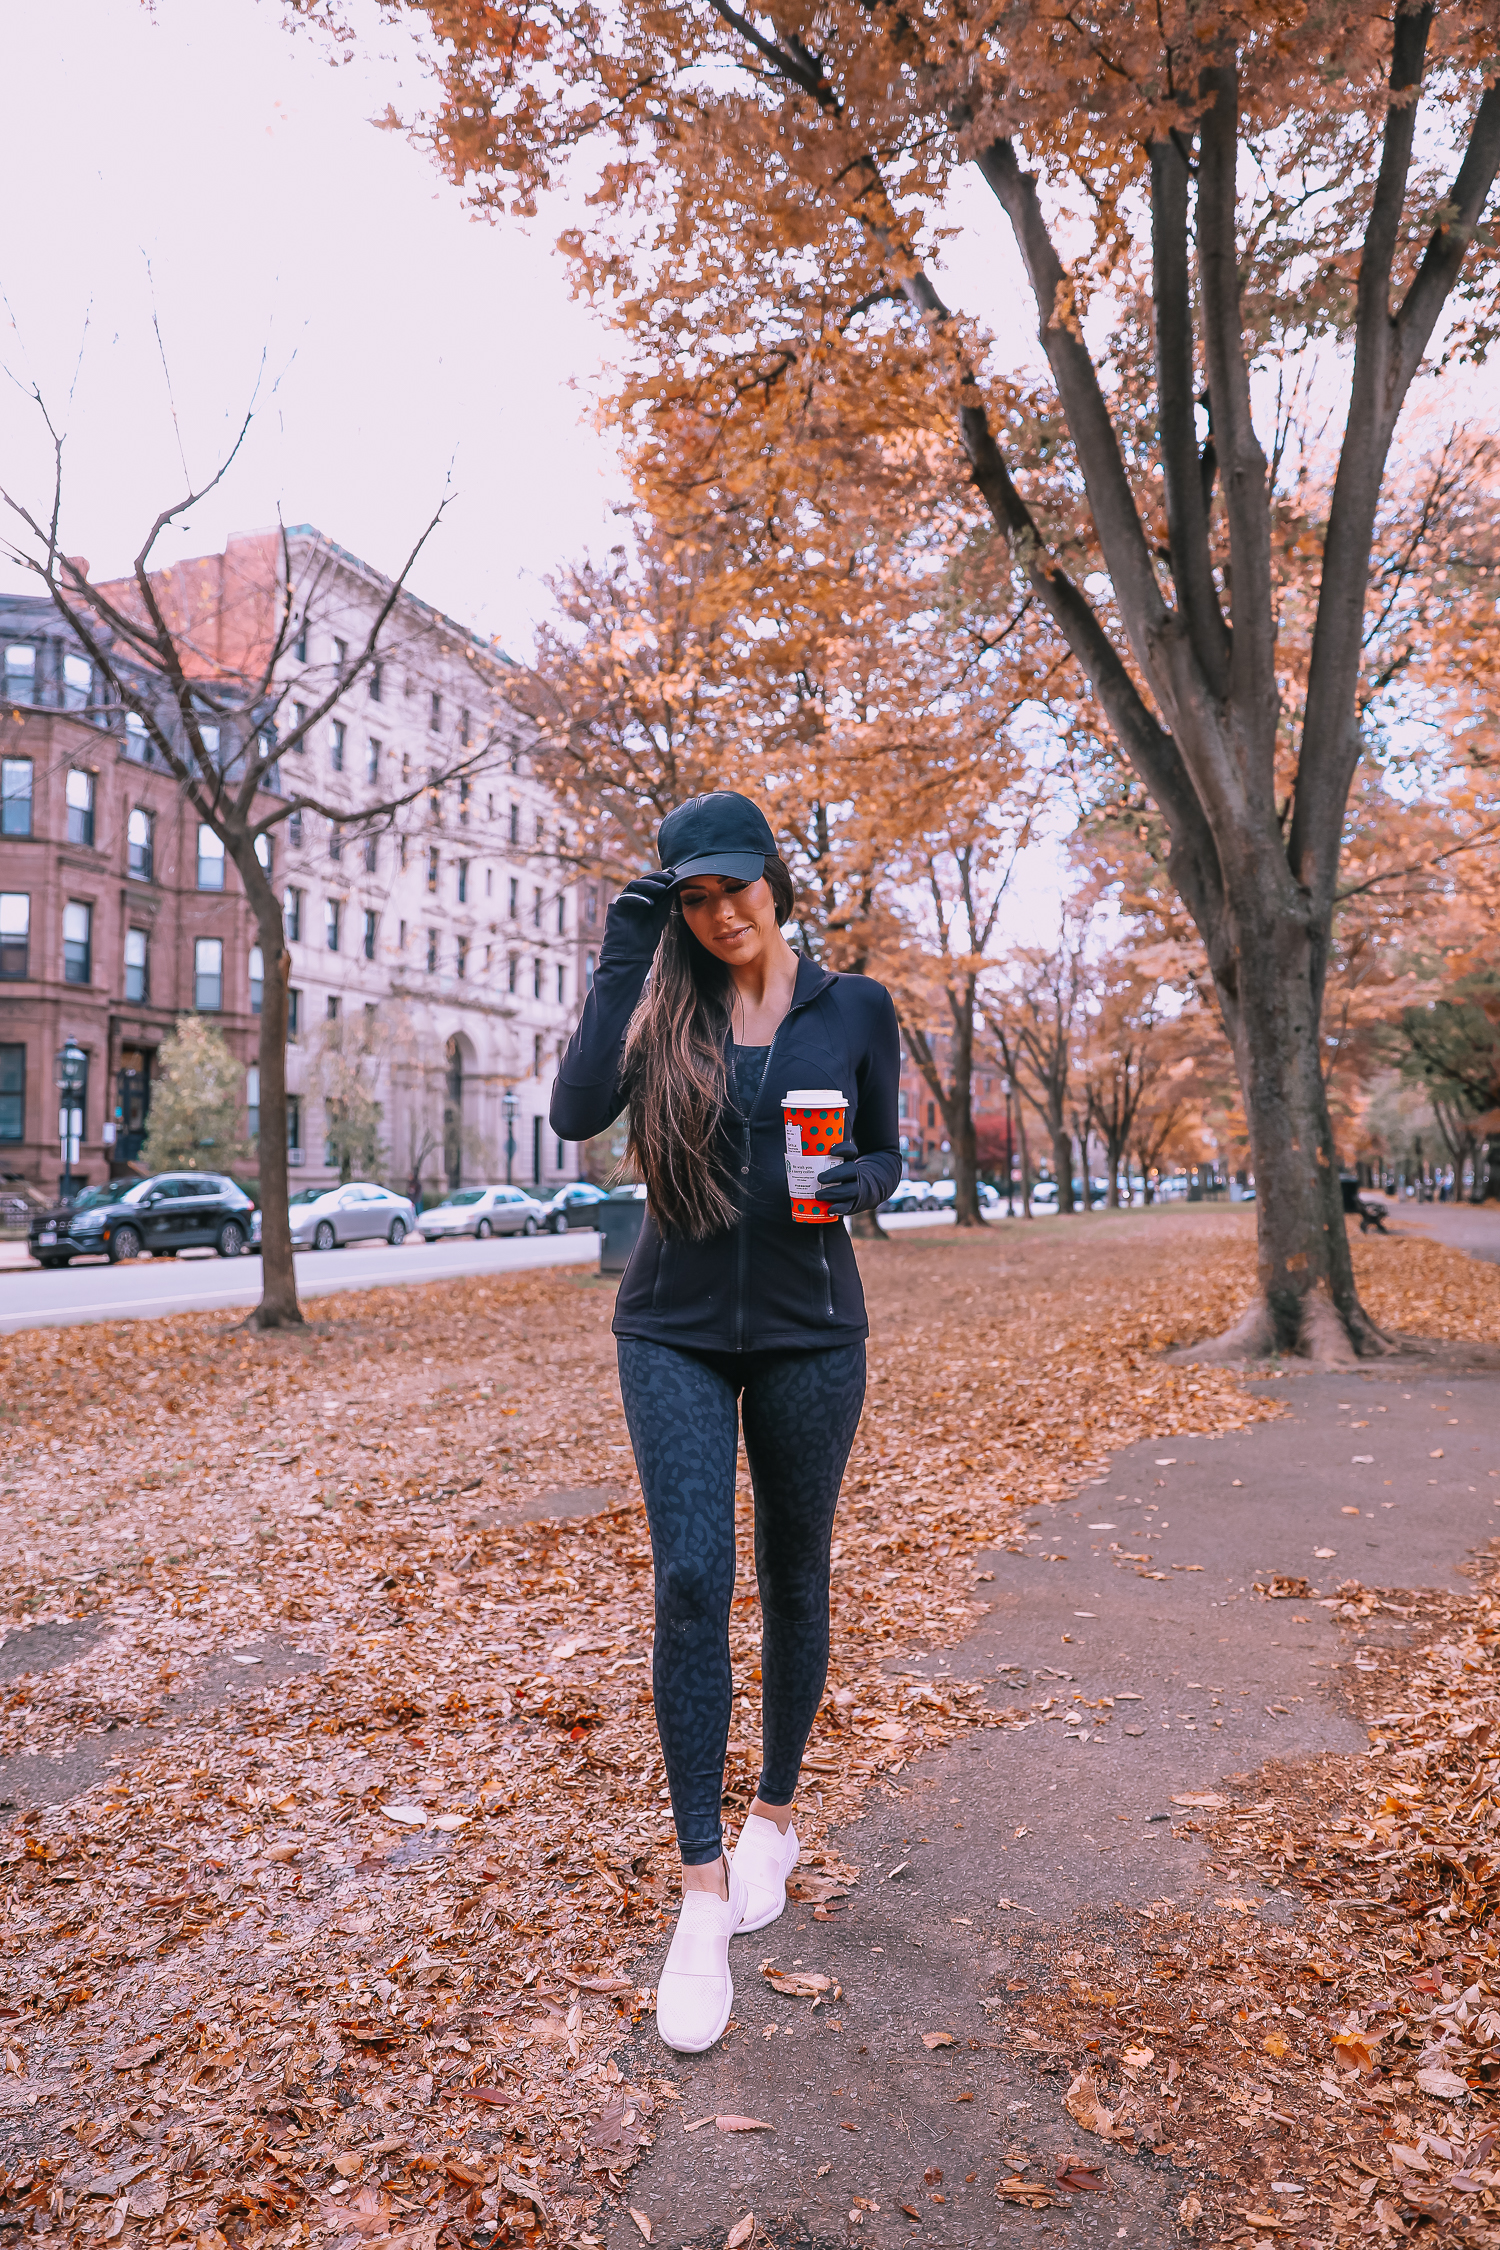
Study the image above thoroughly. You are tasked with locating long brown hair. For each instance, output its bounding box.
[623,853,797,1239]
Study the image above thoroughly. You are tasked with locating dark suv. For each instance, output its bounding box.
[29,1173,258,1267]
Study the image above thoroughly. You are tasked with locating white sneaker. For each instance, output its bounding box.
[656,1859,748,2054]
[730,1813,800,1934]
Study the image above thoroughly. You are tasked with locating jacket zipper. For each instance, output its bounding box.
[733,994,827,1341]
[816,1234,833,1320]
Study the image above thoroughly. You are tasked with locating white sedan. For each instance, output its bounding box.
[415,1185,549,1241]
[288,1181,416,1251]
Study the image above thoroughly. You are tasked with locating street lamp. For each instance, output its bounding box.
[56,1043,87,1202]
[503,1089,518,1187]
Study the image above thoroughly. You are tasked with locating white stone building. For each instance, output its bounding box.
[232,526,603,1200]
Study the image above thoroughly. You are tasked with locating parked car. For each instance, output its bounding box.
[926,1179,1004,1212]
[539,1181,609,1233]
[29,1172,257,1267]
[415,1185,548,1241]
[876,1179,937,1213]
[1029,1180,1059,1207]
[287,1181,416,1251]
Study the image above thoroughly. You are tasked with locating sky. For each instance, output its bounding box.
[0,0,622,657]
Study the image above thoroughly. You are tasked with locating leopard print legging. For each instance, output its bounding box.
[617,1337,867,1865]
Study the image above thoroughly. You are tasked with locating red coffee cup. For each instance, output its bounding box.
[783,1089,848,1224]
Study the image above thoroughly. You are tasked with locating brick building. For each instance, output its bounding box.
[0,592,266,1199]
[896,1028,1012,1178]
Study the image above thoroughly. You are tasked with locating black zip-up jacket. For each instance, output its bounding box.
[549,898,902,1353]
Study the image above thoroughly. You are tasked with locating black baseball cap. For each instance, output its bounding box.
[657,791,776,885]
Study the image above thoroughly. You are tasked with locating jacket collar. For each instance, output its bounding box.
[789,952,838,1012]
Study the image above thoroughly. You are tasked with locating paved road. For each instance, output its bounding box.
[0,1229,600,1333]
[1384,1197,1500,1264]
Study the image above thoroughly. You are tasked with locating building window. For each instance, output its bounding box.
[294,620,307,663]
[532,886,542,927]
[509,802,519,846]
[398,919,406,951]
[63,900,92,985]
[532,957,542,1000]
[327,994,341,1022]
[557,894,566,935]
[284,885,303,942]
[369,660,382,704]
[333,637,347,673]
[195,936,223,1011]
[457,859,469,904]
[287,1092,302,1151]
[459,707,471,748]
[329,824,342,863]
[287,987,302,1039]
[65,768,95,846]
[1,758,32,837]
[485,866,493,899]
[197,823,225,890]
[0,894,29,979]
[459,775,471,826]
[508,954,518,994]
[456,934,468,980]
[428,847,439,895]
[398,833,408,870]
[533,1033,543,1077]
[508,876,518,919]
[255,831,274,875]
[331,720,345,772]
[292,700,309,740]
[556,962,566,1004]
[289,808,303,847]
[124,711,150,763]
[367,736,381,782]
[125,927,149,1004]
[0,1045,23,1141]
[4,645,36,704]
[198,722,221,762]
[426,928,438,973]
[62,653,91,711]
[249,945,265,1014]
[586,884,599,927]
[430,689,441,732]
[325,899,341,952]
[127,807,154,882]
[246,1065,260,1143]
[928,1100,936,1128]
[363,909,377,961]
[898,1089,908,1120]
[585,951,595,991]
[534,811,544,845]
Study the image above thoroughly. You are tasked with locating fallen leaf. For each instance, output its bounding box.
[380,1804,427,1827]
[1055,2164,1107,2191]
[629,2210,653,2242]
[113,2038,166,2070]
[1064,2069,1131,2144]
[432,1812,470,1831]
[762,1968,832,1999]
[921,2032,956,2050]
[1178,2191,1203,2228]
[725,2217,755,2249]
[471,2086,520,2106]
[1262,2030,1291,2059]
[1331,2031,1379,2074]
[1416,2064,1470,2101]
[1120,2045,1154,2070]
[716,2115,773,2132]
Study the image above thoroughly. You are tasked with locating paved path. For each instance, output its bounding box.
[0,1230,600,1333]
[1383,1197,1500,1265]
[612,1357,1500,2248]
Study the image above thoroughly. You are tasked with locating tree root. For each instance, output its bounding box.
[1171,1283,1398,1368]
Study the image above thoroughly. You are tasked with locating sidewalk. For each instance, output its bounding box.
[610,1354,1500,2246]
[1382,1197,1500,1265]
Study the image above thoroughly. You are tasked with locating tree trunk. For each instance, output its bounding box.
[1105,1131,1124,1208]
[1015,1101,1033,1218]
[244,864,303,1330]
[850,1207,885,1241]
[1205,896,1389,1362]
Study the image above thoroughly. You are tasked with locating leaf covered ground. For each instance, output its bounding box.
[0,1211,1497,2249]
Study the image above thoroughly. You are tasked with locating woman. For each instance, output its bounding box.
[551,790,901,2052]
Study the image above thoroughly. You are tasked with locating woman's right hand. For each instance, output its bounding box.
[603,871,677,964]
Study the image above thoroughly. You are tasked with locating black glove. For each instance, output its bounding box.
[600,871,677,967]
[815,1140,863,1217]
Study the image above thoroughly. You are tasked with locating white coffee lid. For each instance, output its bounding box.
[783,1088,846,1105]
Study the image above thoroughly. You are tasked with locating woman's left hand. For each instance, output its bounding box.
[814,1141,863,1216]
